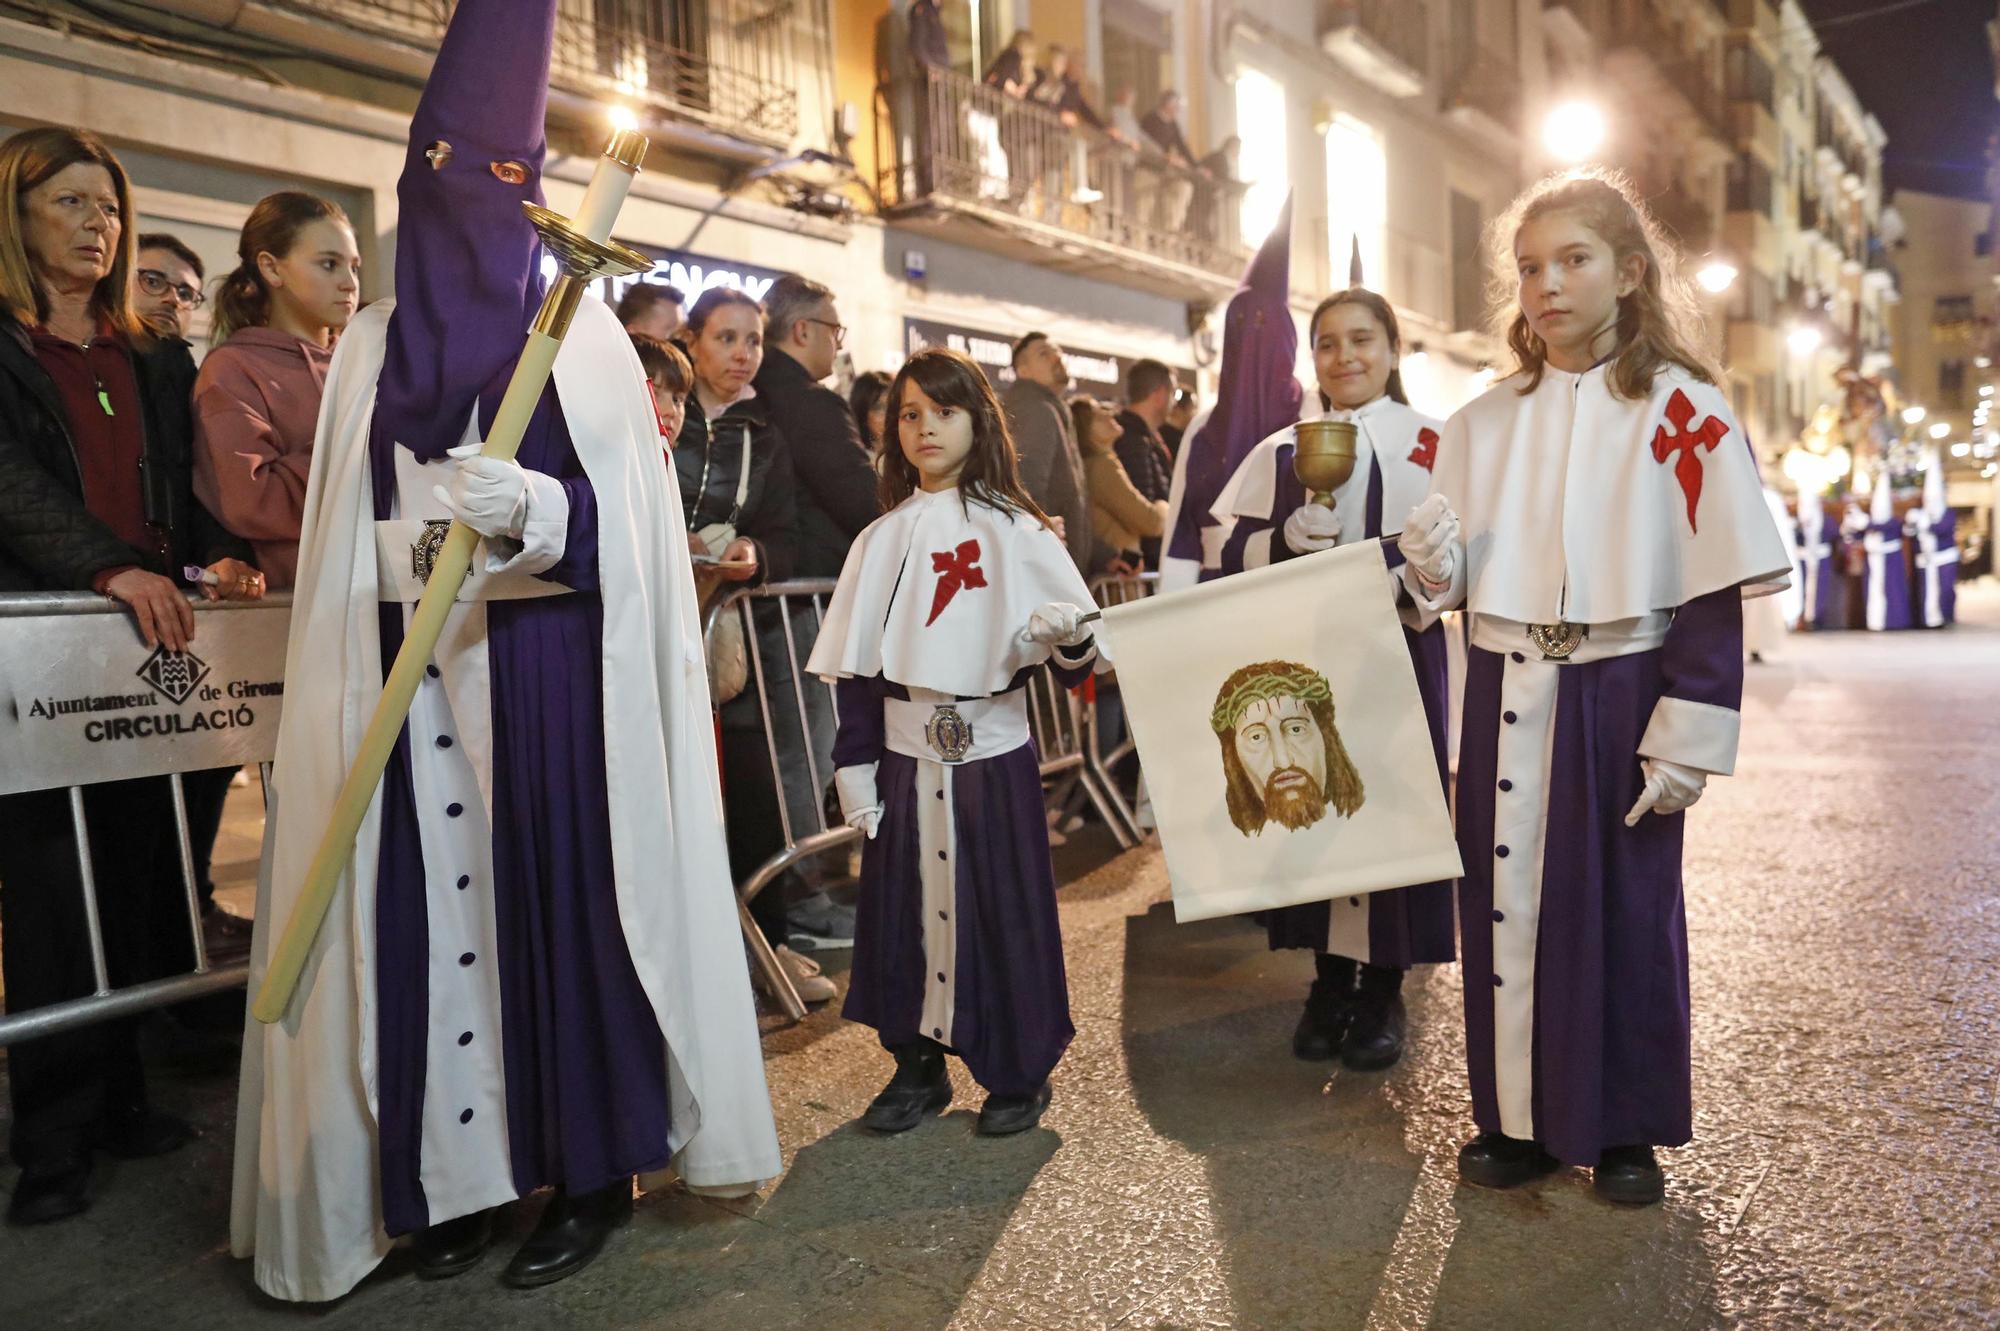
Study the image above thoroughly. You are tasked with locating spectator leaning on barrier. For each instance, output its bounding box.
[1002,330,1098,573]
[1116,358,1177,570]
[133,232,205,342]
[193,192,359,591]
[850,368,892,459]
[0,125,263,1228]
[617,279,684,342]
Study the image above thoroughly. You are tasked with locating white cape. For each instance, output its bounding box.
[231,299,780,1302]
[1213,396,1441,537]
[808,487,1109,694]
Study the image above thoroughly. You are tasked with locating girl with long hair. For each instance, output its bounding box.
[193,191,359,587]
[1400,169,1789,1205]
[1210,286,1456,1074]
[808,348,1108,1137]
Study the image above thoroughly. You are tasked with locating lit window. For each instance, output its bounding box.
[1235,68,1289,248]
[1325,113,1386,295]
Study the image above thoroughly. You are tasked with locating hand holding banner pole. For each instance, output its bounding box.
[251,130,654,1025]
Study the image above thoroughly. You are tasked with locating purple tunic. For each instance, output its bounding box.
[365,0,669,1235]
[1454,587,1741,1165]
[1214,445,1457,966]
[1863,516,1913,632]
[1913,509,1958,628]
[834,660,1092,1097]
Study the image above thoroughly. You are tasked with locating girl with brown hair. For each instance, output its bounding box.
[1401,169,1790,1205]
[193,191,360,588]
[809,348,1108,1137]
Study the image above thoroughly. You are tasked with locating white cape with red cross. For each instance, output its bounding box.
[808,486,1109,696]
[1430,362,1791,624]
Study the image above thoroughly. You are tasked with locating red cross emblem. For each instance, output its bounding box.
[1408,427,1438,472]
[926,539,986,626]
[1650,388,1730,534]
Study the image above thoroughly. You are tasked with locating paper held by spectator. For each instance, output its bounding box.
[1101,540,1462,923]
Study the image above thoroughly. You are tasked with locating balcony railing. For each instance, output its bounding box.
[267,0,798,144]
[876,67,1250,285]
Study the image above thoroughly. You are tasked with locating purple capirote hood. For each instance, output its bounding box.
[1169,193,1303,564]
[376,0,560,461]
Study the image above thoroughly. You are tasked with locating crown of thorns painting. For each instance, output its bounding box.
[1211,661,1365,837]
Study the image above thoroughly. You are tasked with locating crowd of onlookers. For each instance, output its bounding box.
[0,117,1186,1226]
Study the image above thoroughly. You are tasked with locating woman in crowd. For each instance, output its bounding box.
[632,330,690,449]
[850,368,892,459]
[1402,169,1788,1205]
[0,126,262,1226]
[1072,394,1165,569]
[192,192,359,589]
[1211,287,1456,1073]
[810,347,1106,1137]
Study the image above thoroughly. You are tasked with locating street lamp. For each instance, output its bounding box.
[1902,405,1926,425]
[1542,101,1606,163]
[1929,422,1951,439]
[1787,324,1823,356]
[1951,442,1972,457]
[1695,260,1738,294]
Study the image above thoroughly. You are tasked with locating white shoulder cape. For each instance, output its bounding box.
[231,298,780,1301]
[1433,364,1790,623]
[807,487,1109,696]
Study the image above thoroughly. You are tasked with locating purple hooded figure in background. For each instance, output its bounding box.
[233,0,778,1302]
[1159,194,1303,590]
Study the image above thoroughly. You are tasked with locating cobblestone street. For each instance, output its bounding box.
[4,587,1999,1330]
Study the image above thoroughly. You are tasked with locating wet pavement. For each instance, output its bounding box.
[4,585,1999,1329]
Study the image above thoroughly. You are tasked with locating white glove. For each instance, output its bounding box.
[1623,757,1707,826]
[1024,601,1092,648]
[1400,493,1460,586]
[434,441,527,541]
[1282,503,1341,554]
[834,763,883,840]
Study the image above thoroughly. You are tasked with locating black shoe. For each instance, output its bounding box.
[1341,966,1407,1071]
[860,1041,952,1134]
[1456,1132,1561,1190]
[411,1208,495,1280]
[976,1082,1052,1136]
[1292,954,1356,1061]
[501,1182,633,1289]
[6,1157,93,1226]
[1592,1145,1665,1206]
[95,1104,192,1160]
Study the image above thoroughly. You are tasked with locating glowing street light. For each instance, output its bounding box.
[1929,422,1951,439]
[1543,101,1607,163]
[1951,442,1972,457]
[1695,260,1738,294]
[1902,405,1927,425]
[1787,324,1823,356]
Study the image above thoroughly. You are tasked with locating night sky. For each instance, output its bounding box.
[1800,0,1996,201]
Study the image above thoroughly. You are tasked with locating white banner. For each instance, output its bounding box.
[0,596,288,795]
[1103,542,1461,922]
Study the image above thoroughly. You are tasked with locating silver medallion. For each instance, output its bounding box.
[411,519,453,585]
[923,705,974,763]
[1527,621,1588,660]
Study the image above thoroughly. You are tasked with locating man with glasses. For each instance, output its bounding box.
[133,233,206,341]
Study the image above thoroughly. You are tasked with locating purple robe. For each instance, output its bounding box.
[365,0,669,1235]
[834,660,1092,1096]
[1454,587,1742,1165]
[1910,508,1958,629]
[1215,444,1456,967]
[1862,515,1913,632]
[1797,502,1847,630]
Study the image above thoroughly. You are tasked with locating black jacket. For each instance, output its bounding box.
[0,312,246,593]
[671,388,798,584]
[1114,409,1174,569]
[908,0,949,71]
[751,350,879,580]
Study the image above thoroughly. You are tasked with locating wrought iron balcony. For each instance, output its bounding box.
[875,67,1251,294]
[262,0,799,146]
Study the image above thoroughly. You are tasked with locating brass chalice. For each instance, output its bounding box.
[1293,419,1358,509]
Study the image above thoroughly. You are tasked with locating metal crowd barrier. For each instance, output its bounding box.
[711,574,1159,1022]
[0,592,289,1048]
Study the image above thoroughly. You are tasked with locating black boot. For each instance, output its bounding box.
[860,1039,952,1134]
[501,1181,633,1289]
[411,1207,495,1280]
[95,1102,192,1159]
[1292,953,1356,1061]
[1593,1145,1665,1206]
[976,1082,1052,1136]
[1456,1131,1560,1190]
[6,1156,93,1226]
[1341,964,1407,1071]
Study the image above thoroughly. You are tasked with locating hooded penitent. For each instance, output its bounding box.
[1165,193,1303,580]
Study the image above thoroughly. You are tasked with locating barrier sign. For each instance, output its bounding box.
[0,595,290,795]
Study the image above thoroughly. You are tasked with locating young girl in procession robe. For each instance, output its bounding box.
[808,348,1107,1137]
[1209,288,1455,1072]
[1400,171,1789,1205]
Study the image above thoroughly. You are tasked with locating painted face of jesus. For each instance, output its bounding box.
[1233,694,1328,829]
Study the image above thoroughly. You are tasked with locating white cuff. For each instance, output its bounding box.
[1400,552,1463,630]
[1638,696,1741,777]
[1244,527,1276,569]
[484,468,569,576]
[1052,635,1099,670]
[834,762,881,825]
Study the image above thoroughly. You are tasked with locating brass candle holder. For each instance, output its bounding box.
[1292,418,1358,509]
